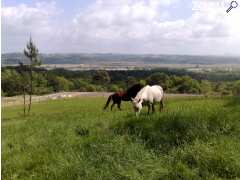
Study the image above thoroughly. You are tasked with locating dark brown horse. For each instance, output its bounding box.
[103,84,144,110]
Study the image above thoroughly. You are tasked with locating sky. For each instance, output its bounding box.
[1,0,240,55]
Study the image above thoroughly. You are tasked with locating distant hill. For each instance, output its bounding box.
[2,53,240,66]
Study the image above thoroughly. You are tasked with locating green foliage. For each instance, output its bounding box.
[175,76,201,94]
[32,72,52,95]
[70,78,90,91]
[139,79,146,86]
[146,74,202,94]
[86,84,97,92]
[126,76,138,88]
[92,70,111,84]
[54,76,74,91]
[1,69,23,96]
[200,80,212,96]
[233,80,240,96]
[2,67,240,97]
[1,90,6,97]
[2,97,240,179]
[23,37,41,66]
[110,84,120,92]
[71,78,85,90]
[147,72,172,90]
[215,82,233,97]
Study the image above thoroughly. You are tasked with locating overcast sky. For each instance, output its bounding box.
[2,0,240,55]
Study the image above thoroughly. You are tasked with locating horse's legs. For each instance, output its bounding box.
[147,104,151,115]
[111,103,115,111]
[117,101,122,111]
[152,104,155,113]
[160,100,164,111]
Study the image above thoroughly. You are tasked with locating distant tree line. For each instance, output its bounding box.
[2,67,240,97]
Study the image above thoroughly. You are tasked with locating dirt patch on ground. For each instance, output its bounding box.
[1,92,201,107]
[1,92,112,107]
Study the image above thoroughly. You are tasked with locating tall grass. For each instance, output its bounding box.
[2,97,240,179]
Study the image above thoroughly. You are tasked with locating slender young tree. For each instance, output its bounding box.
[18,62,28,116]
[23,37,41,115]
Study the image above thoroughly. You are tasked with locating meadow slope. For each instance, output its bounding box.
[2,96,240,179]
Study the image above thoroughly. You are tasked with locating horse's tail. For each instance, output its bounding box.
[103,94,113,110]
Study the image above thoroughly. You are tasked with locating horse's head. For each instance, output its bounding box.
[131,98,143,113]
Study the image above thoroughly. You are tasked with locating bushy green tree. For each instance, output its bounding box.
[72,79,84,90]
[147,72,173,91]
[110,84,120,92]
[33,72,51,95]
[200,80,212,97]
[71,79,96,92]
[54,76,73,91]
[92,70,111,84]
[126,76,137,88]
[233,81,240,96]
[2,69,22,96]
[176,76,201,94]
[139,79,146,86]
[86,84,96,92]
[214,82,232,96]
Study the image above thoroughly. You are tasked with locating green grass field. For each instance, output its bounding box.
[2,96,240,180]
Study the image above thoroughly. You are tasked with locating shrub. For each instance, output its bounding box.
[86,84,96,92]
[92,70,111,85]
[110,85,120,92]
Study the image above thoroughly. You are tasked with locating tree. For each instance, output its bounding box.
[22,37,41,115]
[33,72,51,95]
[19,62,30,115]
[139,79,146,86]
[54,76,73,91]
[147,73,172,91]
[92,70,111,85]
[86,84,96,92]
[176,76,201,94]
[200,80,212,97]
[233,80,240,96]
[126,76,137,88]
[110,84,120,92]
[214,82,231,97]
[2,69,22,96]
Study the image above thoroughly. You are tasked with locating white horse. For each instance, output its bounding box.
[131,85,164,116]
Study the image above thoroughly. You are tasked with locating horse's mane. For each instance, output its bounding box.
[123,84,144,100]
[126,83,143,93]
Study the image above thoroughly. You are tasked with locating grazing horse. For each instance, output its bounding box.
[131,85,164,116]
[103,84,144,111]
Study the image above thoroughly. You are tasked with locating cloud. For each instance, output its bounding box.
[70,0,240,54]
[2,0,240,55]
[72,0,179,40]
[1,1,59,52]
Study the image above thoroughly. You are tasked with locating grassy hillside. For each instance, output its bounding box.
[2,96,240,179]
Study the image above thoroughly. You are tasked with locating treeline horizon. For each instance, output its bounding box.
[2,53,240,65]
[2,66,240,97]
